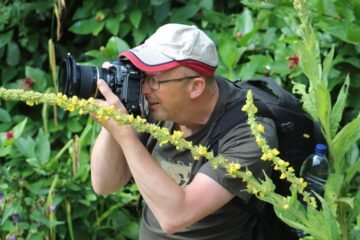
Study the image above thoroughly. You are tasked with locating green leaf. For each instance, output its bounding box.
[235,8,254,35]
[13,118,28,138]
[69,18,103,35]
[238,55,273,80]
[0,108,11,123]
[322,46,334,87]
[171,5,199,22]
[25,66,49,91]
[314,193,341,239]
[96,36,131,60]
[324,173,344,216]
[35,129,50,165]
[331,116,360,173]
[316,19,360,45]
[66,118,83,133]
[6,41,20,66]
[314,84,331,137]
[129,9,142,29]
[0,30,13,48]
[330,75,350,137]
[15,137,36,158]
[105,17,122,35]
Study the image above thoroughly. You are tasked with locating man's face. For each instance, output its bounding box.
[142,68,193,122]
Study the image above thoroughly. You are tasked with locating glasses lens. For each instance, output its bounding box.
[145,75,159,90]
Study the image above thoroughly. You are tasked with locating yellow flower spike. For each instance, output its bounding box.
[280,173,286,179]
[274,165,279,170]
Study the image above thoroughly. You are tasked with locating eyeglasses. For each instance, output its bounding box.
[144,75,200,90]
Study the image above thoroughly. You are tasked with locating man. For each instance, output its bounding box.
[90,23,277,239]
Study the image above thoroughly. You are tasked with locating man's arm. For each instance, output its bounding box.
[90,127,132,194]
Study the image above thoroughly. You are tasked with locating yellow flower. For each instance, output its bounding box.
[271,148,280,156]
[241,104,249,112]
[283,204,289,209]
[228,162,241,177]
[287,167,295,173]
[256,124,265,133]
[172,130,184,140]
[280,173,286,179]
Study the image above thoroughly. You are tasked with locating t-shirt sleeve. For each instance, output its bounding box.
[198,117,278,203]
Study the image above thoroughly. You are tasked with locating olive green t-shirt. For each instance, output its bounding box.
[139,77,278,240]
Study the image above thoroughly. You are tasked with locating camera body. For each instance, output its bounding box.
[57,54,143,115]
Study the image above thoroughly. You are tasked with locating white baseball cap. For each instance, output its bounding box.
[119,23,218,77]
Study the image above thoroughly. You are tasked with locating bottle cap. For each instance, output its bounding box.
[315,143,327,154]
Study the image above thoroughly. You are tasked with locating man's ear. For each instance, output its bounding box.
[188,77,206,99]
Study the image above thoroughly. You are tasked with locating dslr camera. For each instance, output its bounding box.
[57,54,144,115]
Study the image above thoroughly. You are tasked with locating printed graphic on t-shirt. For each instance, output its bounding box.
[153,152,192,187]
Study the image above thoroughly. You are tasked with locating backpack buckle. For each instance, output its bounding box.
[281,122,294,133]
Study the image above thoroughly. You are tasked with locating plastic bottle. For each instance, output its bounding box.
[296,143,330,238]
[300,143,330,196]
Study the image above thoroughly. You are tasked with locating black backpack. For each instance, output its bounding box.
[205,76,324,240]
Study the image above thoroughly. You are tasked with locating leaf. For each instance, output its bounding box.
[314,84,331,137]
[316,19,360,45]
[218,36,241,70]
[0,108,11,123]
[103,36,131,58]
[13,118,28,138]
[314,193,341,239]
[0,30,13,48]
[171,5,199,21]
[6,41,20,66]
[324,173,344,216]
[129,9,142,29]
[330,75,350,137]
[25,66,49,91]
[292,81,317,119]
[35,129,50,165]
[238,55,273,80]
[69,18,103,35]
[331,116,360,172]
[321,45,334,87]
[235,8,254,35]
[105,17,122,35]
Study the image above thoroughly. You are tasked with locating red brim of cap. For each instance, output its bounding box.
[119,51,181,73]
[119,49,216,77]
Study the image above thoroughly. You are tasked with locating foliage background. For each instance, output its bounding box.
[0,0,359,239]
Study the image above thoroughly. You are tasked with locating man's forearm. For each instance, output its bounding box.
[91,127,132,194]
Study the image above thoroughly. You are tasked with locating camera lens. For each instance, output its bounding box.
[57,54,143,115]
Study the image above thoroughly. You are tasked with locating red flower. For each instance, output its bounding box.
[23,77,34,90]
[287,55,300,69]
[6,130,14,140]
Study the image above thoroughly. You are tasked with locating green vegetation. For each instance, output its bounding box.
[0,0,359,239]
